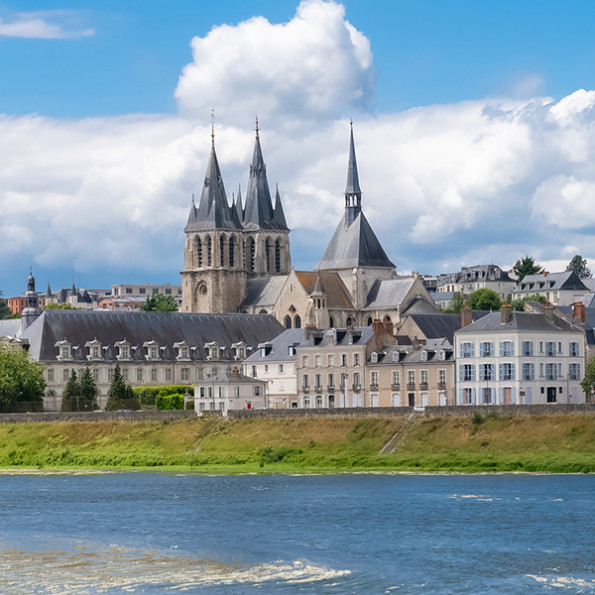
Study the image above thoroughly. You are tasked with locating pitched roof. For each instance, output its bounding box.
[244,328,306,363]
[456,310,582,334]
[402,312,489,344]
[24,310,284,363]
[516,271,589,293]
[241,276,289,309]
[364,278,416,310]
[295,271,353,308]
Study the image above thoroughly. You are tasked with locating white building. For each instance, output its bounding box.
[455,304,586,405]
[436,265,514,301]
[512,271,589,306]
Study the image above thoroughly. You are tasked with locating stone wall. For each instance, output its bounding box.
[228,407,413,419]
[0,410,195,424]
[423,404,595,417]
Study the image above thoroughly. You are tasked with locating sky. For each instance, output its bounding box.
[3,0,595,296]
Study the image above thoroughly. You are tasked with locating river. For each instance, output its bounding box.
[0,472,593,593]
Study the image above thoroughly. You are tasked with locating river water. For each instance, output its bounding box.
[0,473,593,594]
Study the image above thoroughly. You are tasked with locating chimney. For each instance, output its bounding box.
[372,318,384,337]
[500,303,512,324]
[411,336,426,351]
[461,304,472,328]
[304,324,317,340]
[544,302,554,321]
[573,302,586,324]
[384,320,394,336]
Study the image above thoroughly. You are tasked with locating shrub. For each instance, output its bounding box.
[472,413,485,425]
[156,393,184,410]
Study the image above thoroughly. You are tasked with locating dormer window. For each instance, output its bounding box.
[347,334,353,345]
[325,329,337,346]
[232,342,247,360]
[115,340,131,361]
[55,339,73,361]
[175,341,192,361]
[85,339,103,361]
[421,350,428,362]
[203,341,219,360]
[439,350,446,361]
[392,351,399,363]
[143,341,160,361]
[288,345,296,356]
[371,352,378,363]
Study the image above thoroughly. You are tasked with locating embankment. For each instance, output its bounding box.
[0,410,593,473]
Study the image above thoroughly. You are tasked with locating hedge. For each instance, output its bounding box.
[133,385,193,407]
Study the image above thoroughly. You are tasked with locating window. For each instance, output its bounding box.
[150,346,158,359]
[461,388,474,405]
[558,342,562,354]
[251,365,257,378]
[569,363,581,381]
[539,341,544,353]
[328,373,334,388]
[522,363,534,381]
[569,342,580,357]
[479,342,494,357]
[63,368,70,381]
[481,388,493,405]
[500,341,514,357]
[181,368,189,382]
[479,364,495,381]
[92,345,100,359]
[460,342,475,358]
[139,288,146,294]
[315,374,322,390]
[126,287,132,294]
[522,341,533,357]
[123,368,129,381]
[392,352,399,363]
[302,375,309,389]
[61,346,70,359]
[354,353,360,367]
[420,370,428,386]
[165,368,172,381]
[371,352,378,363]
[438,369,446,386]
[279,364,285,374]
[200,387,205,398]
[136,368,143,381]
[108,368,114,382]
[499,363,515,381]
[165,288,172,295]
[408,370,415,386]
[120,345,129,359]
[314,354,322,368]
[370,371,379,387]
[316,395,323,408]
[264,364,269,373]
[302,355,309,368]
[459,364,475,382]
[181,346,189,359]
[392,370,400,386]
[545,363,557,380]
[47,369,54,382]
[341,354,347,367]
[92,369,98,382]
[353,372,361,389]
[539,363,544,378]
[151,368,157,381]
[328,355,334,367]
[546,341,556,357]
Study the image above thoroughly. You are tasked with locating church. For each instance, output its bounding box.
[181,121,436,328]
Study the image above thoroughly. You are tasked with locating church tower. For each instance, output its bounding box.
[315,122,396,310]
[21,268,42,331]
[242,119,291,277]
[181,125,247,313]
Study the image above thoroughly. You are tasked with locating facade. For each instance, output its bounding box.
[512,271,589,306]
[455,305,586,405]
[194,368,266,415]
[436,264,514,300]
[181,121,437,328]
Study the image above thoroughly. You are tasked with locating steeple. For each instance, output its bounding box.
[46,281,52,298]
[21,267,41,332]
[243,118,288,230]
[345,120,362,215]
[185,123,239,232]
[273,184,288,229]
[234,184,244,225]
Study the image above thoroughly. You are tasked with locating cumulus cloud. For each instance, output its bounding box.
[0,11,94,39]
[174,0,376,127]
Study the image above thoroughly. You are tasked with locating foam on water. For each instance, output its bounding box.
[527,574,595,591]
[0,543,351,594]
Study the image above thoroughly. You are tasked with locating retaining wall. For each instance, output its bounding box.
[0,410,195,424]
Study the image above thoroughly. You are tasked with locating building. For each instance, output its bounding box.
[436,264,514,301]
[180,121,437,328]
[455,304,586,405]
[512,271,589,306]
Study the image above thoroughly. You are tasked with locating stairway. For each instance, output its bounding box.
[379,410,421,454]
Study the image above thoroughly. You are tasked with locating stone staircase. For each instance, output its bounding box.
[379,410,422,454]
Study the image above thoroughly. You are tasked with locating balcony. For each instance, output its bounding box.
[370,383,378,391]
[327,384,335,392]
[391,383,400,390]
[314,385,323,393]
[302,385,310,393]
[352,384,361,392]
[420,382,428,390]
[438,381,447,389]
[407,383,415,390]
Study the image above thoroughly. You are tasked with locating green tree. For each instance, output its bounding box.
[511,294,547,311]
[61,370,81,411]
[105,363,140,411]
[513,256,543,284]
[63,368,98,411]
[43,303,77,310]
[79,367,98,410]
[141,294,178,312]
[442,293,465,314]
[0,290,18,320]
[468,288,502,311]
[566,254,592,279]
[581,357,595,403]
[0,346,45,412]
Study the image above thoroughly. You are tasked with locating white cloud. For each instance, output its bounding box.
[174,0,376,127]
[0,11,94,39]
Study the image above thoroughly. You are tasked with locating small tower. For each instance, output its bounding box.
[243,118,291,277]
[21,268,42,332]
[309,274,329,328]
[181,122,246,313]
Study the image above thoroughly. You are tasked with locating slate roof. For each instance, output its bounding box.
[24,310,284,363]
[401,312,489,344]
[244,328,306,363]
[364,278,415,310]
[241,276,289,309]
[371,343,454,365]
[515,271,589,293]
[301,326,374,348]
[456,311,582,334]
[0,319,22,338]
[295,271,354,308]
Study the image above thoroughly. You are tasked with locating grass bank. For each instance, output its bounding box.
[0,413,593,473]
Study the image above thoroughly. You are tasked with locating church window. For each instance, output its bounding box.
[220,235,225,267]
[275,240,281,273]
[229,236,235,268]
[284,315,292,329]
[247,238,255,272]
[197,238,203,267]
[294,314,301,328]
[207,237,212,267]
[367,317,373,326]
[329,316,335,328]
[265,238,272,273]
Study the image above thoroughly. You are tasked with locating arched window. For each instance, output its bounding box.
[294,314,301,328]
[383,315,392,323]
[265,238,272,273]
[197,237,203,268]
[275,239,281,273]
[247,238,255,272]
[284,315,292,329]
[367,317,373,326]
[207,237,212,267]
[346,316,353,327]
[229,236,235,268]
[329,316,335,328]
[219,235,226,268]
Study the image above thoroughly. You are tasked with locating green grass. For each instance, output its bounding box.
[0,413,593,473]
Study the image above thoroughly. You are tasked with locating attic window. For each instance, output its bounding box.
[439,350,446,361]
[371,352,378,363]
[288,345,296,356]
[392,352,399,363]
[347,334,353,345]
[421,350,428,361]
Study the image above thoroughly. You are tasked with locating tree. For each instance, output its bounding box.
[61,370,80,411]
[511,294,547,311]
[43,303,77,310]
[513,256,543,284]
[61,367,98,411]
[0,290,17,320]
[0,346,45,412]
[468,288,502,311]
[141,294,178,312]
[79,367,98,410]
[566,254,592,279]
[581,357,595,403]
[442,293,465,314]
[105,363,140,411]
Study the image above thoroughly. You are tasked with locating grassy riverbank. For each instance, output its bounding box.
[0,413,593,473]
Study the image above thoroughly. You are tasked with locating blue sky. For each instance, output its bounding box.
[2,0,595,296]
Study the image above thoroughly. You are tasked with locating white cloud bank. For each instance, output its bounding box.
[0,11,94,39]
[2,0,595,291]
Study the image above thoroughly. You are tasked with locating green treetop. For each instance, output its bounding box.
[513,256,544,284]
[566,254,592,279]
[141,294,178,312]
[468,288,502,311]
[0,346,45,412]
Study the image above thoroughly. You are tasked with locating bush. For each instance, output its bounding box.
[472,413,485,425]
[133,385,193,407]
[156,393,184,410]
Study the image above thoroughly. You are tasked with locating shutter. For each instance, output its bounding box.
[479,365,484,382]
[499,342,503,357]
[472,388,476,405]
[499,363,503,381]
[459,366,464,382]
[498,387,504,404]
[511,387,516,405]
[471,366,476,381]
[479,343,484,357]
[458,389,463,405]
[511,364,515,381]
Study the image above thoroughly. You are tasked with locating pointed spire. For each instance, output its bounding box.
[311,273,324,296]
[273,183,288,229]
[345,120,362,210]
[234,184,244,224]
[27,267,35,293]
